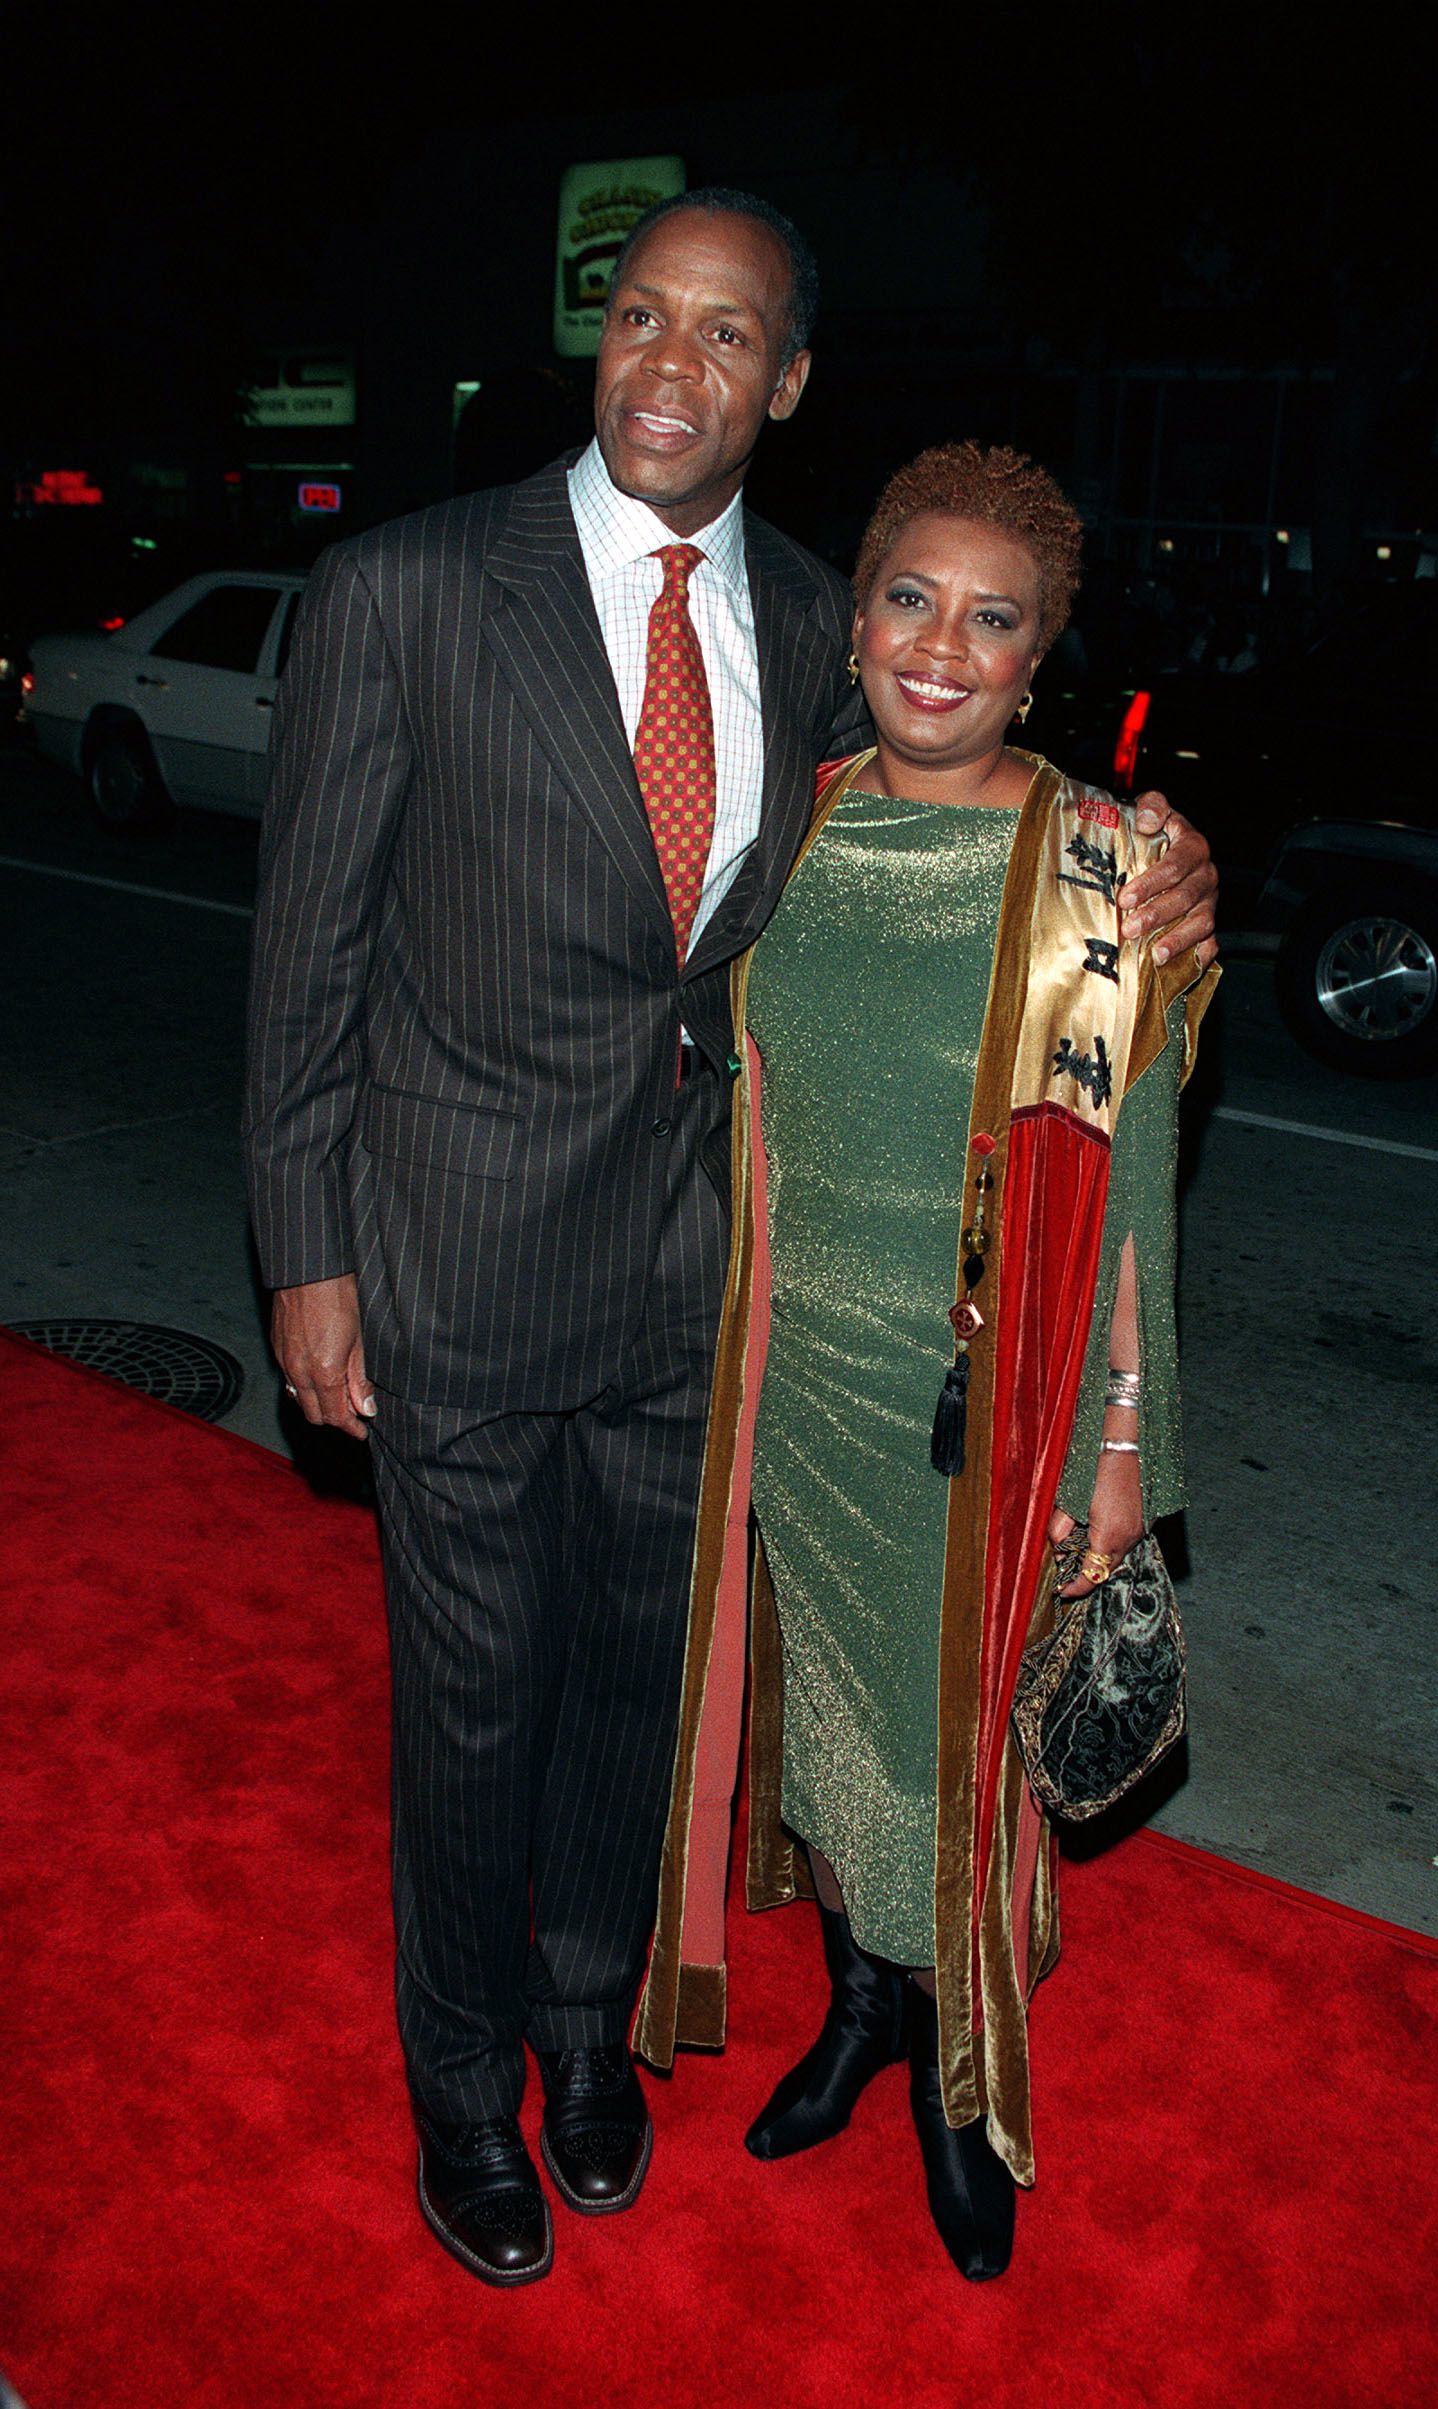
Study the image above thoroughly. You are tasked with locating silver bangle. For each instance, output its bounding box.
[1100,1438,1140,1455]
[1104,1370,1141,1409]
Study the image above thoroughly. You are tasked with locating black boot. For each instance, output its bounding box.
[744,1901,907,2160]
[907,1987,1015,2280]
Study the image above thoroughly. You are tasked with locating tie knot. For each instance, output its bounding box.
[653,542,705,599]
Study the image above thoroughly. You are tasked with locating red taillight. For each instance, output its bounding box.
[100,614,126,632]
[1113,689,1151,790]
[21,671,35,695]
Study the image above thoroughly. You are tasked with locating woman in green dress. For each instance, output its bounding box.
[633,441,1213,2283]
[737,443,1211,2278]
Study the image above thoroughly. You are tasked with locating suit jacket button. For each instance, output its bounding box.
[652,1117,672,1136]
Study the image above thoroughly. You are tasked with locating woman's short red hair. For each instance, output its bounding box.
[853,440,1084,653]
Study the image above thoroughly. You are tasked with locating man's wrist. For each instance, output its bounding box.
[269,1264,357,1297]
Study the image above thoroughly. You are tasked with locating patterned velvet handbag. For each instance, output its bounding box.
[1010,1529,1186,1821]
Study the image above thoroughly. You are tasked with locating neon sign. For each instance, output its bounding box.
[19,469,104,506]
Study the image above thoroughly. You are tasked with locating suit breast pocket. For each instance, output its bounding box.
[359,1084,522,1182]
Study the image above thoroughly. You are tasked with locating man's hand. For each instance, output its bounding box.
[272,1273,375,1439]
[1119,792,1220,971]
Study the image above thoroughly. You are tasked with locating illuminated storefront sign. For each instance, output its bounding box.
[553,157,685,358]
[244,352,357,428]
[297,481,344,514]
[18,469,104,506]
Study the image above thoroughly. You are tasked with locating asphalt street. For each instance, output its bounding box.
[3,744,1435,1932]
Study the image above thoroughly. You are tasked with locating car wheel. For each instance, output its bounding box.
[1276,881,1438,1078]
[85,720,171,833]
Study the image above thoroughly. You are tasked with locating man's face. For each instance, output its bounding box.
[595,209,810,537]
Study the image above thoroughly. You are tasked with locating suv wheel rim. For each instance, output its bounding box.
[1315,914,1438,1043]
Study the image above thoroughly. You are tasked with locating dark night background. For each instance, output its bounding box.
[4,12,1432,638]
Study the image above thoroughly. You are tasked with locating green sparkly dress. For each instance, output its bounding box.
[745,784,1187,1968]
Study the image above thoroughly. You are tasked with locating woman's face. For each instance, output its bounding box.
[853,513,1045,781]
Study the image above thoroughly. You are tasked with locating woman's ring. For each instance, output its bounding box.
[284,1381,298,1398]
[1079,1546,1120,1585]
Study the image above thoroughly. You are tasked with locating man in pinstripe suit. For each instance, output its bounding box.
[245,191,1217,2286]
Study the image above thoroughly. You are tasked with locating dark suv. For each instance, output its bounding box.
[1106,586,1438,1077]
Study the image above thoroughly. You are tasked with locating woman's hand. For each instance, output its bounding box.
[1049,1442,1145,1599]
[1052,1236,1146,1595]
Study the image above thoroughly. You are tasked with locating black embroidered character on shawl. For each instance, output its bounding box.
[1081,936,1121,983]
[1052,1033,1113,1106]
[1058,832,1119,905]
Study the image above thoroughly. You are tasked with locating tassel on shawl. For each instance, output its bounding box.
[930,1348,970,1475]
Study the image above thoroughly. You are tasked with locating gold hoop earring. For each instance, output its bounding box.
[1015,690,1034,725]
[847,651,861,685]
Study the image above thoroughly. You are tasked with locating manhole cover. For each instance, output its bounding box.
[7,1320,245,1422]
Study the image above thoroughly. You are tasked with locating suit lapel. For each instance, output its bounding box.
[684,512,838,981]
[480,458,673,945]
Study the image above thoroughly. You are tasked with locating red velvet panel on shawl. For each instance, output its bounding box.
[973,1099,1112,1938]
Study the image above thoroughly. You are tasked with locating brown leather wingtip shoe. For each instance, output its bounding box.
[536,2045,653,2214]
[416,2112,554,2286]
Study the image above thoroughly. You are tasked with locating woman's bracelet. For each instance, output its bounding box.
[1100,1438,1140,1455]
[1104,1369,1141,1411]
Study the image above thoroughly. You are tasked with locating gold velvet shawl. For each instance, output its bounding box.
[633,753,1215,2179]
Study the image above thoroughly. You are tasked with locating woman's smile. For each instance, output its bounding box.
[892,670,973,711]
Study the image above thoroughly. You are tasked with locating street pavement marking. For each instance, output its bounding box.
[24,1100,228,1150]
[1213,1106,1438,1164]
[5,859,1437,1164]
[0,855,254,919]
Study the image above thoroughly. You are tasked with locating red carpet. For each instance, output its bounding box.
[2,1330,1435,2409]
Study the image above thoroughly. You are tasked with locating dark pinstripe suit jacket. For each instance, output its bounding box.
[244,455,865,1411]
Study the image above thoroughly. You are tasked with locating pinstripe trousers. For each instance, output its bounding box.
[369,1064,729,2122]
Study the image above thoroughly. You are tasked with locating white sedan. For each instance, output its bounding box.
[26,570,306,827]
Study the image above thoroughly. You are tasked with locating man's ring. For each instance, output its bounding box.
[1079,1546,1120,1585]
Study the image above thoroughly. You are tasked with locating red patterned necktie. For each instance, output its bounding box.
[632,543,717,965]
